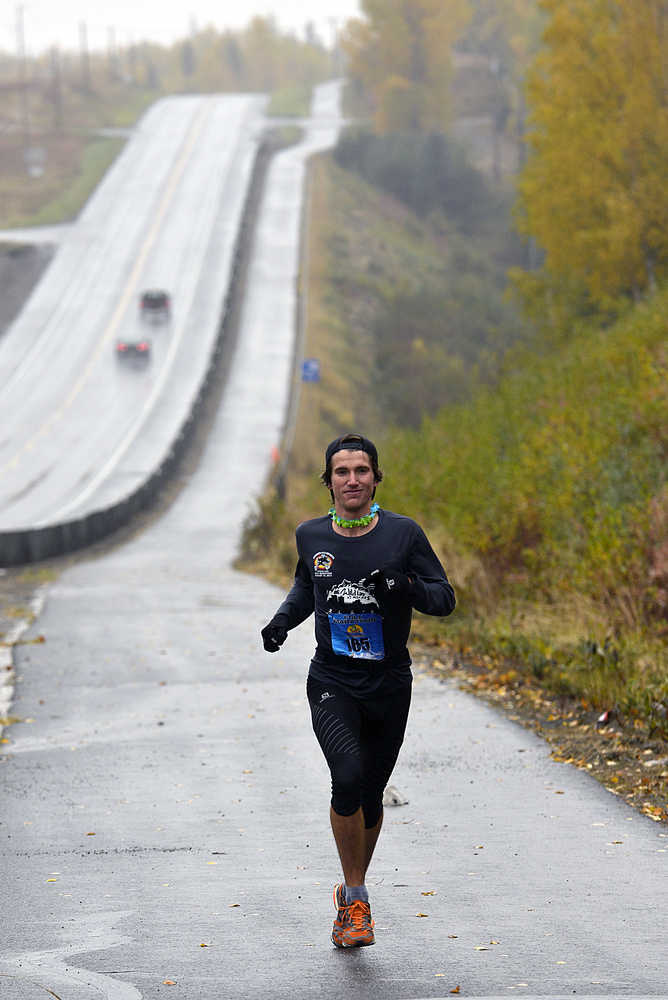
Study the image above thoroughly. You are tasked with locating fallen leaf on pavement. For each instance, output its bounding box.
[450,987,461,995]
[416,912,429,917]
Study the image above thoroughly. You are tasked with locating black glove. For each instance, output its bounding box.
[261,618,288,652]
[368,567,413,605]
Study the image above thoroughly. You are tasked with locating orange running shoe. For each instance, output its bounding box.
[332,884,347,946]
[331,884,375,948]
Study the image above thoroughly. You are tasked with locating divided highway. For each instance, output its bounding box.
[0,94,264,534]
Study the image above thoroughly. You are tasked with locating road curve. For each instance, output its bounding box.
[0,94,265,531]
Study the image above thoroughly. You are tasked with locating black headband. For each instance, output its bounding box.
[325,434,378,467]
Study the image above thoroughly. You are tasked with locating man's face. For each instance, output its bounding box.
[329,450,377,515]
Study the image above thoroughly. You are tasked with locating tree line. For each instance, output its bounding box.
[0,17,332,134]
[342,0,668,328]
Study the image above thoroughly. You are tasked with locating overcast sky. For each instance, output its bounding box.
[2,1,362,56]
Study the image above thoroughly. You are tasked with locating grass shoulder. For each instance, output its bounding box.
[266,86,313,118]
[237,145,667,822]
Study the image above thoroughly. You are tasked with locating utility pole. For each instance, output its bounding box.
[128,41,137,85]
[328,17,342,76]
[107,26,120,81]
[50,46,63,129]
[15,4,30,148]
[79,20,91,91]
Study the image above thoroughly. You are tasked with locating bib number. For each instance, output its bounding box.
[328,612,384,661]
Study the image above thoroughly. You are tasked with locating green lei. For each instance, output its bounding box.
[329,502,379,529]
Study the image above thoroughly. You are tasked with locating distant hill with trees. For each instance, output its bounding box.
[241,0,668,740]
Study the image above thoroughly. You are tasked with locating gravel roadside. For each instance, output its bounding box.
[0,243,54,338]
[413,647,668,826]
[0,243,55,733]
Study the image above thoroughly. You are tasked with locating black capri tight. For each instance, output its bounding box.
[306,675,412,829]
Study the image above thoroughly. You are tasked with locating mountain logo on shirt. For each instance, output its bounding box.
[313,551,335,577]
[326,579,379,610]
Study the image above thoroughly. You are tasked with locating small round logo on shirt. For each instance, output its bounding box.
[313,551,334,577]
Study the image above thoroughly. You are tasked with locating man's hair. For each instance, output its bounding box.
[320,433,383,490]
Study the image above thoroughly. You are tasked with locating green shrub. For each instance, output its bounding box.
[333,127,497,234]
[381,286,668,632]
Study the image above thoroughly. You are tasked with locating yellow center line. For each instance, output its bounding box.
[1,99,212,480]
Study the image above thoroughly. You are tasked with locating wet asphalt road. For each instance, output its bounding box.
[0,94,263,529]
[1,84,667,1000]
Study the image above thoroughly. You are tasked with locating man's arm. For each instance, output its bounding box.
[261,558,315,652]
[274,557,315,627]
[407,525,456,617]
[369,523,455,618]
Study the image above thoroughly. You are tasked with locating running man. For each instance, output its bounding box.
[261,433,455,948]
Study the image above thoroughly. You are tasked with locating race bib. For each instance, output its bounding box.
[328,612,385,660]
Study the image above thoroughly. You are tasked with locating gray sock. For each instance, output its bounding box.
[344,883,369,903]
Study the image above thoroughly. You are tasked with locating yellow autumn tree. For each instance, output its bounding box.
[343,0,471,133]
[517,0,668,315]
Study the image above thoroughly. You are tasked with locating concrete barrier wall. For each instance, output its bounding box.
[0,136,277,568]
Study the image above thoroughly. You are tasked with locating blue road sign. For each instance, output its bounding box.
[301,358,321,382]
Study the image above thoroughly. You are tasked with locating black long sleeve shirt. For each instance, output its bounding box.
[273,508,455,694]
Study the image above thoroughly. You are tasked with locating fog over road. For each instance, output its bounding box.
[0,83,666,1000]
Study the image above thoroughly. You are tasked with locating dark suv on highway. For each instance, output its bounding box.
[140,289,170,321]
